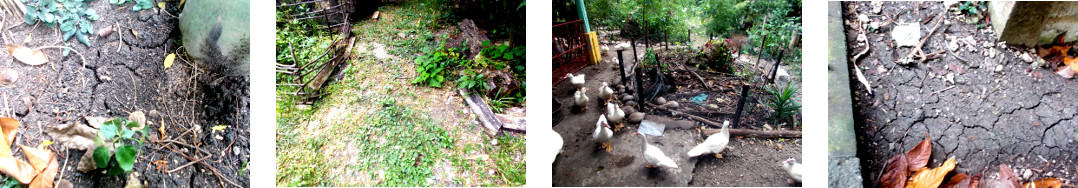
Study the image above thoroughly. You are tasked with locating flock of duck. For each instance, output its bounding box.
[547,55,802,183]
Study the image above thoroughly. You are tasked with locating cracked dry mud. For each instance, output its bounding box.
[842,1,1078,186]
[0,1,249,187]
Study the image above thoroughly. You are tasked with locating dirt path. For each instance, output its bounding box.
[551,38,801,186]
[0,1,250,187]
[841,1,1078,186]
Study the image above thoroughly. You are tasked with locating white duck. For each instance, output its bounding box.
[635,132,679,169]
[574,87,590,111]
[688,120,731,158]
[783,158,802,183]
[592,115,614,152]
[546,126,564,164]
[606,103,625,131]
[599,82,614,104]
[566,73,586,89]
[615,42,631,51]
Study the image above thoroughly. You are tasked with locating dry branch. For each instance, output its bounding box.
[701,128,802,138]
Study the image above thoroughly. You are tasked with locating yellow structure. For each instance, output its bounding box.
[586,31,601,64]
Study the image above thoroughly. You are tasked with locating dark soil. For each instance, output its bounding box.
[551,33,802,186]
[1,1,248,187]
[841,1,1078,186]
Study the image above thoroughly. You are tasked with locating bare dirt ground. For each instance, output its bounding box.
[552,33,801,186]
[0,1,250,187]
[841,1,1078,186]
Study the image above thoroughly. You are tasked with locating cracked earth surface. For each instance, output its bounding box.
[841,1,1078,185]
[0,1,249,187]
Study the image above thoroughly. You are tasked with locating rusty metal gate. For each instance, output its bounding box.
[552,20,588,85]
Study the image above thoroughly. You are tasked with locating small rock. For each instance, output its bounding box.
[0,68,18,85]
[656,97,667,104]
[1047,172,1053,177]
[233,146,242,156]
[1020,53,1033,63]
[1023,169,1032,179]
[871,1,884,14]
[148,109,160,118]
[858,14,870,23]
[622,95,635,102]
[995,65,1004,73]
[664,101,680,108]
[625,101,638,107]
[397,33,406,38]
[628,112,646,123]
[56,180,73,188]
[624,106,637,115]
[125,171,143,188]
[707,104,719,109]
[98,25,114,38]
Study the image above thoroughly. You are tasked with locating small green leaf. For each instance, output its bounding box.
[121,129,134,139]
[126,120,139,128]
[100,122,118,139]
[93,147,110,169]
[115,145,137,172]
[76,32,91,46]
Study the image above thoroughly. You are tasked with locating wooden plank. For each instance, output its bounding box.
[460,89,502,136]
[307,36,354,90]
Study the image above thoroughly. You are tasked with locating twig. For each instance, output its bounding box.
[161,140,241,187]
[899,11,946,64]
[32,46,87,67]
[854,62,874,95]
[167,155,210,173]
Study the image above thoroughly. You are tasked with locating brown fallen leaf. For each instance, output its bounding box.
[1064,56,1078,74]
[906,135,932,172]
[19,145,51,172]
[999,164,1022,188]
[906,157,955,188]
[44,122,98,151]
[966,174,982,188]
[1023,178,1063,188]
[5,44,48,65]
[0,117,18,146]
[28,153,56,188]
[943,173,969,188]
[880,154,909,188]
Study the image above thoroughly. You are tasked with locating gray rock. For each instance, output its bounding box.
[656,97,667,104]
[664,101,680,108]
[628,112,646,123]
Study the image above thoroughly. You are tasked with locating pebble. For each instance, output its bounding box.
[656,97,666,104]
[664,101,680,108]
[625,101,638,107]
[995,65,1004,73]
[628,112,645,123]
[1023,169,1032,179]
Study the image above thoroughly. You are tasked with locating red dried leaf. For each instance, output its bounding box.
[879,154,909,188]
[943,173,969,188]
[905,135,932,171]
[1024,178,1063,188]
[968,174,982,188]
[999,164,1022,188]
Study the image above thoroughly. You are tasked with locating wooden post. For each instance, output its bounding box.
[754,34,768,70]
[770,48,785,84]
[664,30,669,50]
[617,49,627,86]
[635,65,644,106]
[733,85,749,127]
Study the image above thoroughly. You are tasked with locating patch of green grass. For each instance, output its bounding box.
[276,137,333,186]
[352,99,454,186]
[487,135,526,186]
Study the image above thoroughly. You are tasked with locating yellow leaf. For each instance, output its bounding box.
[905,157,955,188]
[158,2,166,8]
[0,117,18,146]
[163,53,175,69]
[1024,178,1063,188]
[5,45,48,65]
[211,125,227,131]
[19,145,50,173]
[40,140,52,148]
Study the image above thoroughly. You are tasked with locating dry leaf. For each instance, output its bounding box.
[880,154,909,188]
[5,44,48,65]
[28,152,56,188]
[906,157,956,188]
[1023,178,1063,188]
[128,111,146,132]
[905,135,932,171]
[1055,66,1075,79]
[163,53,175,70]
[44,122,98,150]
[85,116,111,129]
[943,173,969,188]
[1065,56,1078,74]
[0,118,17,146]
[19,145,50,172]
[999,164,1022,188]
[76,150,97,173]
[964,174,982,188]
[0,157,38,183]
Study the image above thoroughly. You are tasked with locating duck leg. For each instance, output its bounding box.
[602,142,613,152]
[714,153,724,159]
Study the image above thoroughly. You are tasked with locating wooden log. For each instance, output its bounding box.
[460,89,502,136]
[701,128,801,138]
[650,104,733,127]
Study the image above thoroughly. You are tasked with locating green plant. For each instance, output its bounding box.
[456,69,488,91]
[958,1,984,15]
[23,0,99,46]
[0,177,21,188]
[93,117,144,175]
[110,0,155,11]
[764,82,800,125]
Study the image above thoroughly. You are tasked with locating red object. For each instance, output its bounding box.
[552,20,589,85]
